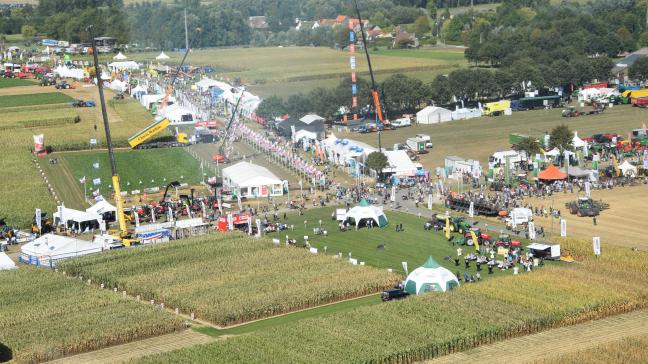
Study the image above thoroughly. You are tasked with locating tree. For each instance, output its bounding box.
[549,124,573,152]
[427,2,437,19]
[414,15,431,35]
[366,152,389,180]
[629,57,648,82]
[513,137,542,158]
[20,24,36,40]
[255,96,285,120]
[429,74,452,105]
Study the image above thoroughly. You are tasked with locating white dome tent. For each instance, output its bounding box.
[619,160,638,177]
[113,52,127,60]
[156,51,170,61]
[404,256,459,295]
[343,199,388,229]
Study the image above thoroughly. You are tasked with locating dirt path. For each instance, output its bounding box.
[45,330,215,364]
[425,309,648,364]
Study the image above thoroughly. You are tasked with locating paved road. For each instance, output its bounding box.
[425,309,648,364]
[46,330,214,364]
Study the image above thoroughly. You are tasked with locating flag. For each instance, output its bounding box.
[593,237,601,256]
[468,202,474,218]
[35,208,41,230]
[560,218,567,237]
[79,176,86,184]
[92,178,101,186]
[401,261,408,275]
[528,221,536,240]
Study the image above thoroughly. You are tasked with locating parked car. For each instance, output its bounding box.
[381,289,410,302]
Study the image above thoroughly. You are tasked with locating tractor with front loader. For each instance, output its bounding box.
[565,197,607,217]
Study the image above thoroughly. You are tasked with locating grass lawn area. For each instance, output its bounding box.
[0,78,36,88]
[61,148,203,194]
[369,48,466,62]
[0,92,72,107]
[267,207,521,280]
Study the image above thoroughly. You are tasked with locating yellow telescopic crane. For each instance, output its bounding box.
[89,26,136,246]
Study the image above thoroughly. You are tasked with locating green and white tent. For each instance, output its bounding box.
[344,199,388,228]
[404,256,459,295]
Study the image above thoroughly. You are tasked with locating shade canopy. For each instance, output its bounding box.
[619,160,638,176]
[344,199,388,228]
[538,164,567,180]
[404,256,459,294]
[113,52,127,60]
[86,200,116,215]
[156,51,170,60]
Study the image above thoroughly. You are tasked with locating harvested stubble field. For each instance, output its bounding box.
[339,104,648,169]
[522,183,648,249]
[0,267,184,363]
[58,234,397,327]
[0,86,155,228]
[135,238,647,363]
[531,335,648,364]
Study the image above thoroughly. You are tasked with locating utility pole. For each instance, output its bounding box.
[184,8,189,51]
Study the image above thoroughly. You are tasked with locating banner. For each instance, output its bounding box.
[528,221,536,240]
[167,207,173,222]
[560,218,567,237]
[35,208,41,231]
[134,211,140,227]
[584,181,591,198]
[401,261,408,275]
[593,237,601,256]
[256,219,261,237]
[227,213,234,231]
[390,186,396,202]
[57,205,64,225]
[468,202,474,218]
[427,194,433,210]
[33,134,45,153]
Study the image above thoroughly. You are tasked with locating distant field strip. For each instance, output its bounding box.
[0,92,73,107]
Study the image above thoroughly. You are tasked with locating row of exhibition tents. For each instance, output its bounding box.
[194,77,262,119]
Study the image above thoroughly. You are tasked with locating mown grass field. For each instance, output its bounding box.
[0,87,155,228]
[339,104,648,169]
[136,238,648,363]
[265,207,523,279]
[0,92,72,107]
[0,267,184,363]
[58,234,397,326]
[60,148,203,194]
[0,78,36,88]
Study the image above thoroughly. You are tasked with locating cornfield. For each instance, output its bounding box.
[0,99,153,228]
[0,267,184,363]
[58,234,398,326]
[135,238,648,363]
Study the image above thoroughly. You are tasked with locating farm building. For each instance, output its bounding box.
[612,47,648,83]
[382,150,418,177]
[222,161,284,198]
[19,234,104,268]
[404,256,459,294]
[416,106,452,124]
[0,252,16,270]
[343,199,388,229]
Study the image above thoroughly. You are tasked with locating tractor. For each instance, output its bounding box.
[70,99,96,107]
[55,81,72,89]
[435,214,473,234]
[453,228,492,247]
[40,77,56,86]
[31,212,53,236]
[565,197,604,217]
[494,234,522,248]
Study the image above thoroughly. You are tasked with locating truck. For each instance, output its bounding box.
[390,117,411,128]
[415,134,433,148]
[631,97,648,108]
[511,95,560,111]
[406,136,427,152]
[620,89,648,104]
[488,150,527,170]
[483,100,510,116]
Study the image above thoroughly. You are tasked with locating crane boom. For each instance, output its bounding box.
[218,88,245,155]
[159,27,201,110]
[353,0,384,124]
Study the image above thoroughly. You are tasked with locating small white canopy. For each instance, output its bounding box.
[0,252,16,270]
[113,52,127,60]
[416,106,452,124]
[108,61,139,71]
[195,78,229,91]
[323,133,377,165]
[160,104,196,124]
[86,200,116,215]
[156,51,170,60]
[344,199,388,228]
[53,65,88,80]
[106,79,127,92]
[619,160,638,176]
[54,206,101,226]
[131,84,146,96]
[572,132,587,148]
[293,129,318,142]
[544,147,561,157]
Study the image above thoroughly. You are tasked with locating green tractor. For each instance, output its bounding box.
[565,197,607,217]
[435,215,472,234]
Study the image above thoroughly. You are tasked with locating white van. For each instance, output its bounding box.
[391,117,411,128]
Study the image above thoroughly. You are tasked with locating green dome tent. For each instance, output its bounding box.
[344,199,388,229]
[404,256,459,295]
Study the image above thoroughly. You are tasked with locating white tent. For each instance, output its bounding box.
[130,85,146,99]
[382,150,417,176]
[416,106,452,124]
[344,199,388,228]
[572,132,587,148]
[404,256,459,294]
[140,94,175,109]
[293,129,318,142]
[87,200,117,222]
[0,252,16,270]
[160,104,197,124]
[108,61,139,71]
[195,78,230,92]
[544,147,561,157]
[113,52,127,60]
[323,133,377,166]
[451,107,482,120]
[156,51,170,60]
[53,65,87,80]
[54,206,102,232]
[222,161,284,197]
[619,160,638,176]
[20,234,104,267]
[106,79,127,92]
